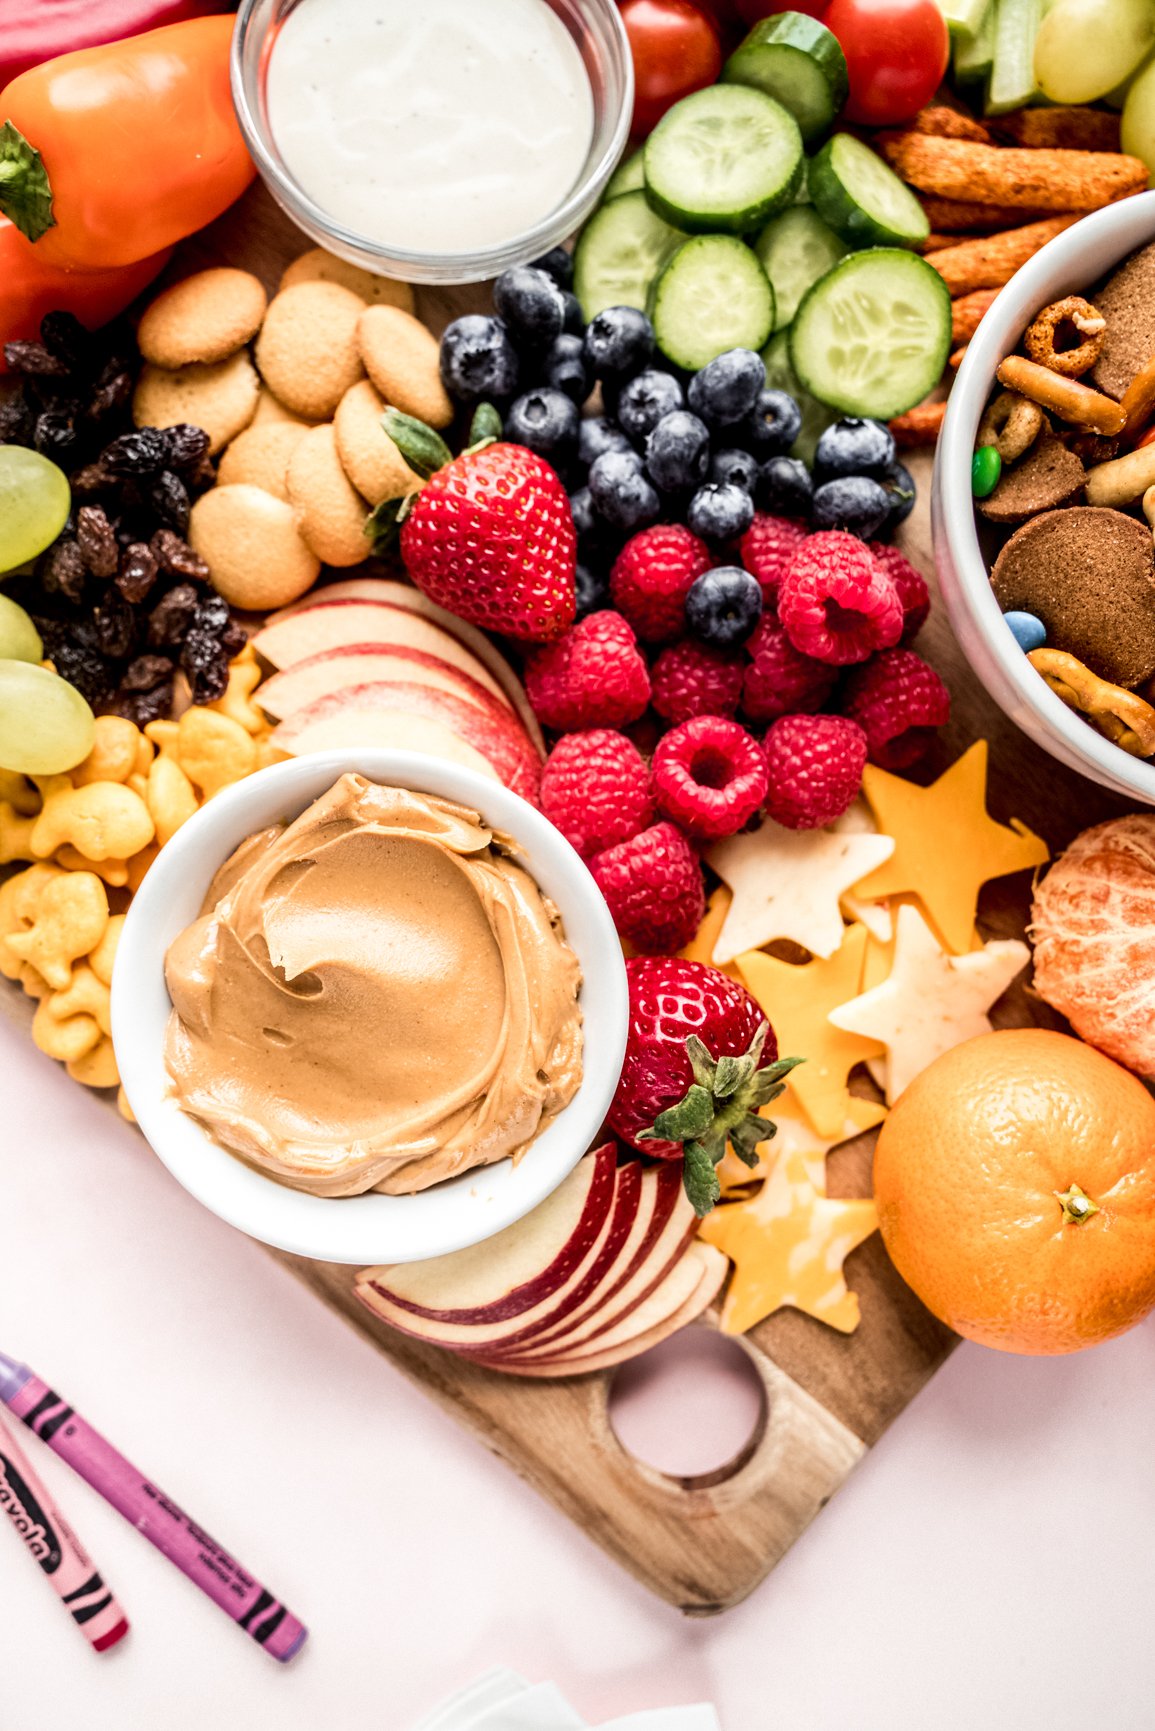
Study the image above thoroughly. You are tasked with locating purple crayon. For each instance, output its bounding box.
[0,1351,306,1663]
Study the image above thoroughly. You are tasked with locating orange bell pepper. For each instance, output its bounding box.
[0,16,255,271]
[0,216,172,369]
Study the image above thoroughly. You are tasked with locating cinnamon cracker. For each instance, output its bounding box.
[925,218,1082,296]
[879,135,1148,210]
[977,432,1086,524]
[1088,240,1155,401]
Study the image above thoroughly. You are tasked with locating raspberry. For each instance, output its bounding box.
[739,512,808,611]
[591,821,706,953]
[650,639,744,724]
[651,715,768,841]
[868,542,930,643]
[525,609,651,731]
[609,523,712,643]
[778,531,904,666]
[540,729,653,858]
[741,614,836,725]
[841,648,951,769]
[763,713,868,830]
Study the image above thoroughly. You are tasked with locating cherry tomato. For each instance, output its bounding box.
[619,0,724,136]
[823,0,949,125]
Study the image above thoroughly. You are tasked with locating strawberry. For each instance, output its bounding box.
[609,957,801,1215]
[380,408,576,643]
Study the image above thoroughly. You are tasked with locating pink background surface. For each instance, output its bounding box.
[4,1012,1155,1730]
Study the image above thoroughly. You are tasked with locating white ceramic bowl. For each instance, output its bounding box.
[111,750,629,1265]
[933,189,1155,804]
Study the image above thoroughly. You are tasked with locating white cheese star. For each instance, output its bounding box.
[707,819,894,962]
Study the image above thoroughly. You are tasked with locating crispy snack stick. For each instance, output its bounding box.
[919,194,1087,233]
[922,231,964,251]
[925,217,1082,295]
[997,354,1126,434]
[952,288,999,344]
[909,103,992,143]
[888,401,947,447]
[1119,355,1155,446]
[990,107,1121,153]
[878,134,1148,210]
[949,346,968,370]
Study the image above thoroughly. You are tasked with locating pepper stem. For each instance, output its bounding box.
[0,122,55,243]
[1054,1182,1099,1225]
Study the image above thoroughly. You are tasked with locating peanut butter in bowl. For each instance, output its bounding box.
[162,772,584,1198]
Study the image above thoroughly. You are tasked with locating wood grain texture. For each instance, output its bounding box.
[5,180,1134,1615]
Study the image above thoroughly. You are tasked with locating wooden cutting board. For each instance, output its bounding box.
[11,182,1136,1614]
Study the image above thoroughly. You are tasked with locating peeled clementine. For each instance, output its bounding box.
[873,1028,1155,1354]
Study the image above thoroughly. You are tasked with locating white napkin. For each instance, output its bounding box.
[412,1670,720,1731]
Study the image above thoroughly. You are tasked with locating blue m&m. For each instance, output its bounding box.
[1004,610,1046,652]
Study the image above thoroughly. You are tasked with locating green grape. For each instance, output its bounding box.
[1035,0,1155,103]
[0,593,43,663]
[1122,55,1155,177]
[0,446,71,574]
[0,659,95,775]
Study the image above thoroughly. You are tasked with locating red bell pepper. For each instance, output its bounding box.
[0,0,232,92]
[0,216,172,370]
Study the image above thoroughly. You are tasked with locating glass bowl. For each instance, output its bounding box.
[231,0,633,285]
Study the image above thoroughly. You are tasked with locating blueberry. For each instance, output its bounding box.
[439,315,520,402]
[710,447,759,493]
[687,348,766,427]
[493,265,567,347]
[687,482,755,543]
[530,246,574,290]
[505,387,580,458]
[615,369,685,445]
[575,562,610,619]
[578,414,632,468]
[740,388,803,455]
[880,460,917,534]
[588,448,661,531]
[569,486,599,541]
[562,290,585,336]
[757,455,813,516]
[645,410,710,493]
[685,566,763,649]
[813,417,896,484]
[812,476,890,538]
[540,333,593,404]
[583,306,655,382]
[1005,610,1047,652]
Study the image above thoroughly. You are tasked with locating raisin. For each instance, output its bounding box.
[76,506,120,579]
[37,626,114,704]
[147,469,190,535]
[69,461,113,501]
[185,452,216,494]
[188,655,229,704]
[147,582,198,646]
[4,340,69,378]
[163,424,210,469]
[192,593,230,636]
[93,587,137,659]
[150,529,208,582]
[116,542,159,604]
[39,311,96,374]
[34,410,77,462]
[87,371,134,425]
[116,682,174,726]
[181,625,229,689]
[37,537,88,603]
[101,427,169,476]
[121,652,174,692]
[221,620,248,657]
[0,397,33,445]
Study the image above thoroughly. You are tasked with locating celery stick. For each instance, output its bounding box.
[955,0,996,78]
[935,0,993,37]
[985,0,1042,113]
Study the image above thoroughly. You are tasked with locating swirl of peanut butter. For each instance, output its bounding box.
[163,773,583,1196]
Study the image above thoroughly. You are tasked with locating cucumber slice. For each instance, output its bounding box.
[573,191,687,321]
[651,236,775,371]
[721,14,849,145]
[754,206,848,331]
[954,0,996,77]
[603,147,645,202]
[933,0,993,34]
[761,328,838,466]
[643,85,804,234]
[985,0,1041,112]
[789,248,951,420]
[809,133,930,249]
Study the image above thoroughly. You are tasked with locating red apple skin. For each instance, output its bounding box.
[257,642,523,727]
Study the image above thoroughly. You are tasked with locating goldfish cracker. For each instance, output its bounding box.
[71,717,145,787]
[18,962,50,999]
[256,737,289,770]
[117,1087,136,1123]
[31,997,103,1064]
[125,844,159,892]
[0,803,38,864]
[30,777,155,863]
[133,733,155,777]
[54,847,131,887]
[89,913,125,987]
[0,864,65,981]
[6,870,109,990]
[207,646,266,735]
[176,708,257,799]
[68,1037,120,1091]
[144,719,180,761]
[146,753,199,846]
[46,964,112,1037]
[0,771,39,816]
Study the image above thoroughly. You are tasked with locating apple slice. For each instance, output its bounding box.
[271,680,541,804]
[356,1144,618,1325]
[486,1245,728,1378]
[267,576,545,754]
[257,643,524,728]
[354,1163,644,1356]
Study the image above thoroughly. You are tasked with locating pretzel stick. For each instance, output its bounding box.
[925,218,1082,295]
[878,135,1148,210]
[1118,355,1155,446]
[996,355,1126,434]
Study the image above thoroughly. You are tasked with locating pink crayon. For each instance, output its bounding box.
[0,1409,129,1653]
[0,1352,306,1663]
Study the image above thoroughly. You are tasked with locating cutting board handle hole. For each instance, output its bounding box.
[606,1324,768,1488]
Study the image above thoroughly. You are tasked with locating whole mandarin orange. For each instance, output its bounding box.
[873,1028,1155,1354]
